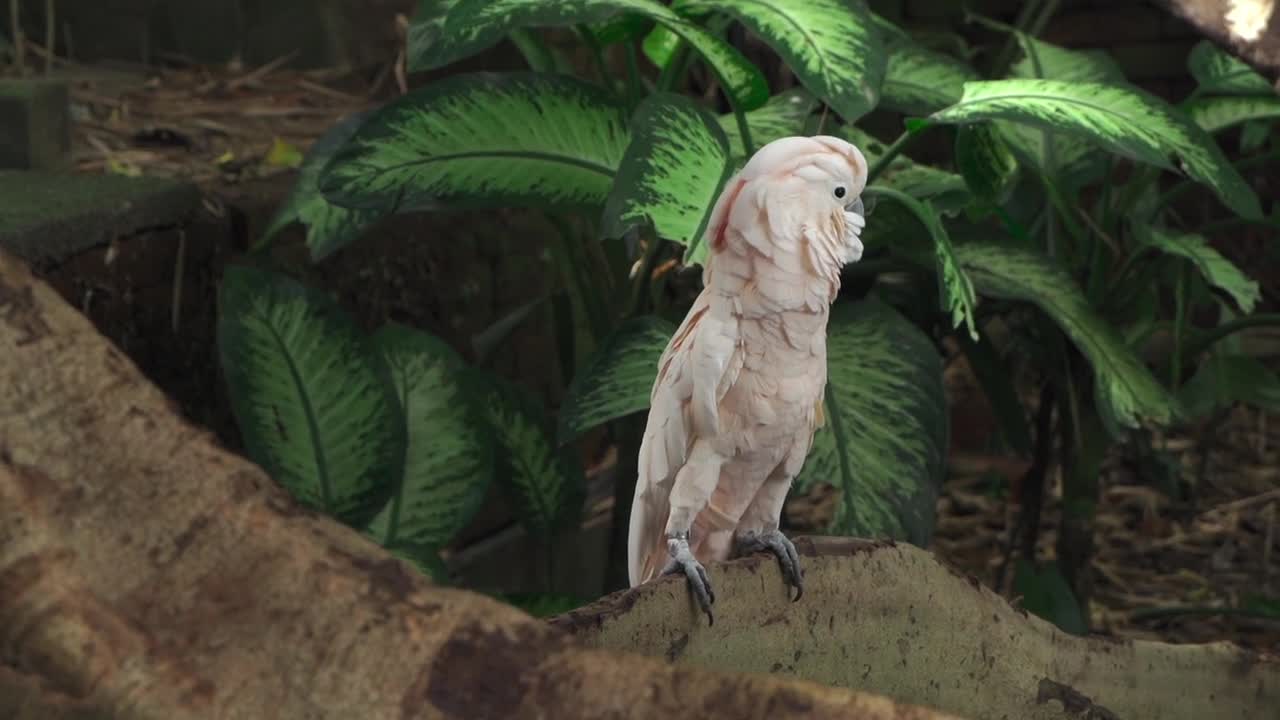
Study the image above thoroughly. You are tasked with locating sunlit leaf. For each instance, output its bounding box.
[1185,95,1280,134]
[601,92,733,266]
[1187,39,1273,95]
[676,0,886,121]
[931,79,1262,220]
[320,73,630,214]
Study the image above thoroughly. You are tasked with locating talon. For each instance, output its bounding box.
[735,529,805,602]
[661,532,715,625]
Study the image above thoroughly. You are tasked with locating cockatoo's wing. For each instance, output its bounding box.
[628,287,742,586]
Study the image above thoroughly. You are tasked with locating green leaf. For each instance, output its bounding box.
[931,79,1263,220]
[319,72,629,214]
[1187,39,1273,95]
[676,0,885,122]
[794,299,947,544]
[1014,560,1087,635]
[557,315,677,443]
[1185,95,1280,134]
[259,111,383,262]
[839,125,971,212]
[955,243,1183,432]
[641,23,682,67]
[437,0,769,110]
[717,88,819,161]
[863,185,978,340]
[407,0,497,73]
[217,265,402,527]
[954,123,1019,205]
[601,92,733,266]
[386,541,452,582]
[365,323,495,550]
[1011,34,1126,85]
[880,42,979,115]
[1143,229,1259,313]
[475,373,586,537]
[508,28,570,73]
[1180,352,1280,418]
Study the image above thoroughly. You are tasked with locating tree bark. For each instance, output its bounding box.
[1153,0,1280,89]
[0,246,958,720]
[555,536,1280,720]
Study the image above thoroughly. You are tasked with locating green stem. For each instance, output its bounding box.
[974,0,1040,75]
[9,0,23,73]
[656,42,692,92]
[627,233,665,318]
[1171,263,1189,389]
[623,39,643,110]
[866,127,927,185]
[731,96,755,156]
[1185,313,1280,358]
[576,24,613,90]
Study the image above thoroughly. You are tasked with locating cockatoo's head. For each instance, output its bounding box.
[706,135,869,273]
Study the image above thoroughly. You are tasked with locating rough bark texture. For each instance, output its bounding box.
[553,536,1280,720]
[1154,0,1280,88]
[0,246,963,719]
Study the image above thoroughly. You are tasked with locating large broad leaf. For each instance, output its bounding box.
[931,79,1263,220]
[475,372,586,537]
[601,92,732,267]
[1185,95,1280,134]
[1143,229,1260,313]
[407,0,492,73]
[793,299,947,545]
[716,88,819,161]
[433,0,768,111]
[864,185,979,340]
[365,324,494,550]
[1187,39,1274,96]
[557,315,676,443]
[1000,35,1127,190]
[319,73,629,214]
[675,0,885,122]
[1180,352,1280,418]
[840,125,971,212]
[259,111,383,262]
[954,243,1183,433]
[954,122,1019,206]
[217,265,403,527]
[880,42,979,115]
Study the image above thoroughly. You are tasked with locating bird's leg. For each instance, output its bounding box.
[734,528,804,602]
[660,530,715,625]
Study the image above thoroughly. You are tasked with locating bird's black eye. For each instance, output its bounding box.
[834,186,846,199]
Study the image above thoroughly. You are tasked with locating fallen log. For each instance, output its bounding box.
[555,536,1280,719]
[0,245,956,719]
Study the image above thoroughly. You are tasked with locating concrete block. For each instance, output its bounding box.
[0,79,71,171]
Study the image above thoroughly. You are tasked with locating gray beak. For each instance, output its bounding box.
[847,196,865,218]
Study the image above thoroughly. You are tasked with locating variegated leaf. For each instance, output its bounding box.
[557,315,677,443]
[675,0,885,122]
[1143,228,1260,313]
[794,298,947,544]
[365,323,494,550]
[601,92,733,267]
[881,42,979,115]
[931,79,1263,220]
[217,266,402,527]
[319,73,630,214]
[1185,95,1280,134]
[1187,39,1274,95]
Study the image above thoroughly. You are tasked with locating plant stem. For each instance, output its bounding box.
[995,381,1055,592]
[9,0,23,73]
[623,39,643,110]
[626,232,665,318]
[1171,263,1189,390]
[980,0,1040,76]
[575,24,613,91]
[866,127,926,185]
[1185,313,1280,358]
[656,42,692,92]
[730,95,755,156]
[43,0,52,73]
[1056,359,1107,628]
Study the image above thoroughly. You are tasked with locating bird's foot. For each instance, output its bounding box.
[660,532,715,625]
[735,529,804,602]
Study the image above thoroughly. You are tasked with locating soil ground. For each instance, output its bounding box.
[25,57,1280,655]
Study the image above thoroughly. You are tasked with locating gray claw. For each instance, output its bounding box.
[736,529,805,601]
[661,533,715,625]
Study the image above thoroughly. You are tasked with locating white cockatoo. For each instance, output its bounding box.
[627,135,868,624]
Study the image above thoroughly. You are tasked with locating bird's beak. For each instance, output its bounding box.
[846,196,865,218]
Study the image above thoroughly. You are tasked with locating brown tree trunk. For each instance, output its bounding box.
[1154,0,1280,88]
[0,246,957,719]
